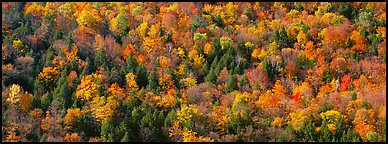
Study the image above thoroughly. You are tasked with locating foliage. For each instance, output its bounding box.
[75,74,101,101]
[1,2,385,142]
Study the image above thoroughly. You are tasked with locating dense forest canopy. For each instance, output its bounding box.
[2,2,386,142]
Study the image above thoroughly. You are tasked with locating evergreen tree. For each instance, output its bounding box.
[44,46,54,67]
[121,132,130,142]
[101,119,115,141]
[318,119,333,142]
[339,2,354,21]
[136,65,148,89]
[147,72,159,93]
[95,47,108,70]
[53,68,72,109]
[110,66,120,85]
[126,52,138,73]
[85,56,94,74]
[65,32,74,50]
[225,74,238,93]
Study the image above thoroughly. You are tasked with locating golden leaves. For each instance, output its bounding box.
[89,96,119,123]
[76,74,100,101]
[157,88,176,109]
[271,117,283,128]
[38,66,61,82]
[182,129,214,142]
[6,84,22,106]
[177,104,201,125]
[73,3,101,28]
[64,133,81,142]
[288,109,309,131]
[181,75,197,88]
[63,45,80,62]
[19,92,33,112]
[168,121,182,138]
[136,22,149,39]
[5,84,33,112]
[320,110,344,124]
[12,39,28,54]
[126,72,139,92]
[107,82,127,102]
[203,42,212,55]
[159,73,175,91]
[158,56,172,69]
[64,108,82,130]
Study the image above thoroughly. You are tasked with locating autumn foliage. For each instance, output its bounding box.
[2,2,385,142]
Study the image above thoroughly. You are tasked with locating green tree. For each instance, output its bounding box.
[136,65,148,89]
[225,74,238,93]
[318,119,333,142]
[101,119,115,141]
[339,2,354,20]
[95,47,108,70]
[121,132,130,142]
[300,114,318,142]
[53,68,72,109]
[126,53,138,73]
[113,13,129,36]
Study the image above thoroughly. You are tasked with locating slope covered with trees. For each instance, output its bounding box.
[2,2,386,142]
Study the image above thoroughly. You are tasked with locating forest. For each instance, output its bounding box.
[1,2,386,142]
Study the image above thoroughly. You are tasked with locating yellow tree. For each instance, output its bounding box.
[297,30,308,47]
[136,21,149,39]
[12,39,28,54]
[75,74,100,101]
[63,108,82,130]
[288,108,310,131]
[182,129,214,142]
[320,110,345,134]
[181,74,197,88]
[157,88,177,109]
[73,3,102,30]
[24,2,44,17]
[177,104,202,126]
[203,42,212,55]
[6,84,23,107]
[107,82,127,102]
[125,72,138,92]
[5,84,33,112]
[38,66,61,82]
[89,96,119,123]
[159,73,175,91]
[63,44,80,62]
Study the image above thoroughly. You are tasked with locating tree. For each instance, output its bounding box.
[220,36,234,50]
[100,119,114,141]
[95,47,108,70]
[224,74,238,93]
[339,74,351,92]
[89,96,119,124]
[338,2,354,20]
[63,108,82,130]
[75,74,100,101]
[53,68,72,109]
[126,72,139,92]
[110,13,129,37]
[38,66,61,88]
